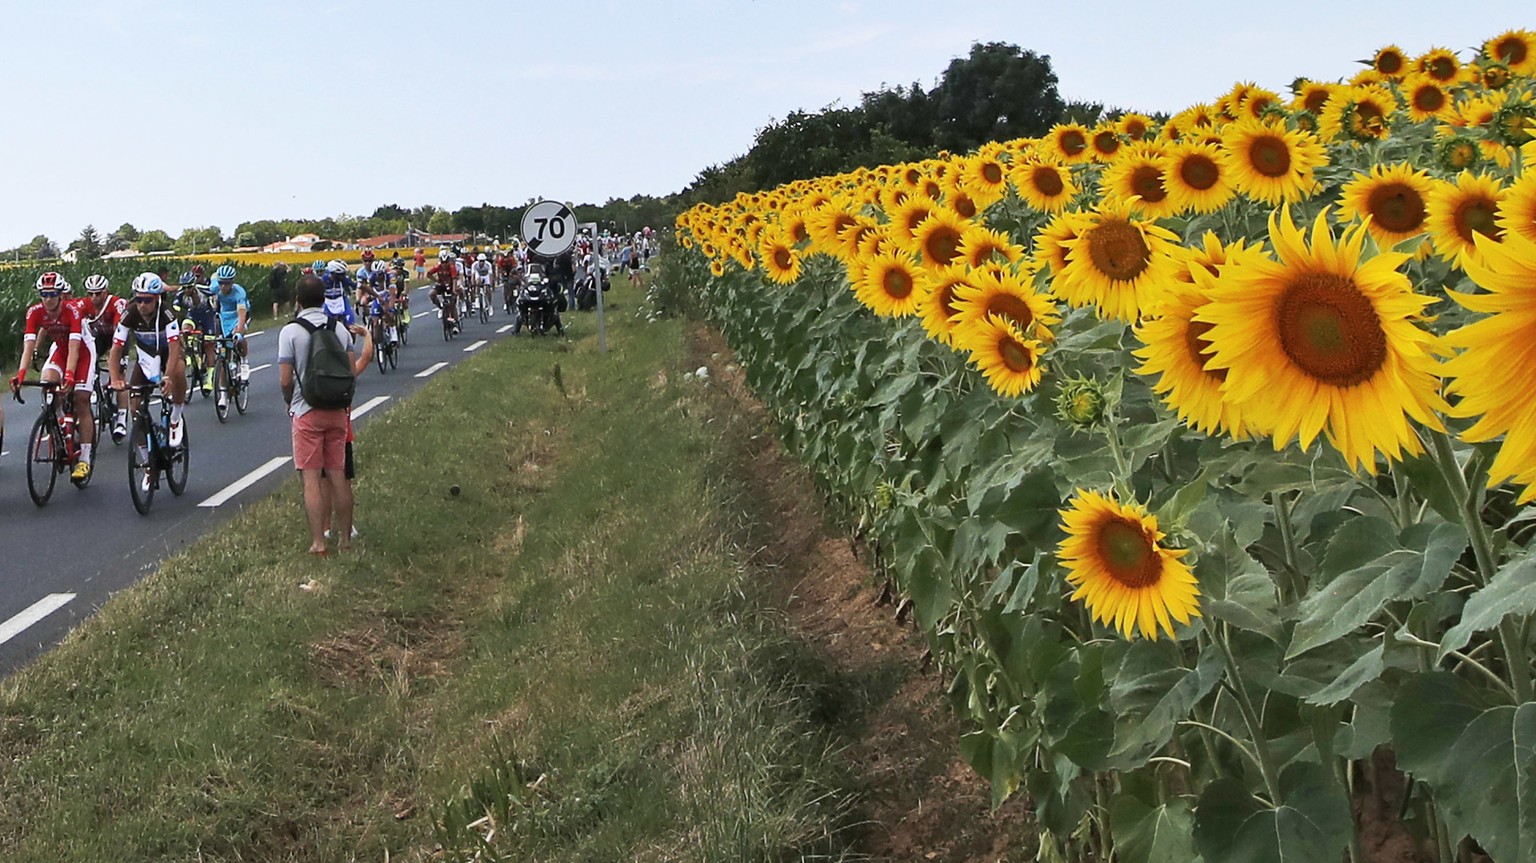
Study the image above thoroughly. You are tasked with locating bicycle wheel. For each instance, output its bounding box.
[214,363,230,423]
[165,411,189,496]
[387,341,398,370]
[26,413,59,507]
[235,372,249,414]
[479,294,489,324]
[129,413,155,514]
[443,314,453,341]
[375,336,386,373]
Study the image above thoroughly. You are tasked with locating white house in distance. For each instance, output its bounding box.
[261,233,325,254]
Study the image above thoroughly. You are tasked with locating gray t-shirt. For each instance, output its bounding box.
[277,307,354,419]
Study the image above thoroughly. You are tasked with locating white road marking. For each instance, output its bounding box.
[248,363,272,374]
[247,330,266,338]
[416,362,448,378]
[350,395,389,420]
[496,324,514,334]
[464,340,487,352]
[0,593,76,647]
[197,456,292,508]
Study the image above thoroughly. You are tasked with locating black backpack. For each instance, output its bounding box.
[293,315,355,409]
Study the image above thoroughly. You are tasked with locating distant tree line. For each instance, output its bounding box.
[4,42,1129,262]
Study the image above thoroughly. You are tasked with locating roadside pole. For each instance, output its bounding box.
[581,221,607,354]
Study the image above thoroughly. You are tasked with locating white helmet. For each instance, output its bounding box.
[130,273,165,295]
[477,253,487,262]
[438,248,450,261]
[327,260,347,274]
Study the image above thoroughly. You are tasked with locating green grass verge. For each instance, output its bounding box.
[0,292,851,861]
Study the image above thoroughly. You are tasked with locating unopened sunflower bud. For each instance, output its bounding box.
[1054,376,1108,428]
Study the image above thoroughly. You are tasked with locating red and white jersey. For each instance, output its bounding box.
[82,294,128,340]
[23,301,85,355]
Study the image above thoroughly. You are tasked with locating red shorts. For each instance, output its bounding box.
[292,409,349,471]
[43,341,96,390]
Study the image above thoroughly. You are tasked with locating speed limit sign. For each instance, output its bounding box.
[521,200,577,258]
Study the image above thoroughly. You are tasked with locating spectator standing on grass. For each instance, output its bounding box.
[414,247,426,281]
[626,242,643,287]
[269,261,291,318]
[279,275,369,556]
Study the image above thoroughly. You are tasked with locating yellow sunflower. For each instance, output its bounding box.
[854,251,926,317]
[1033,213,1079,276]
[1195,209,1447,473]
[1318,86,1399,143]
[1135,279,1256,439]
[1164,141,1233,214]
[1220,118,1326,205]
[911,207,969,270]
[1369,44,1410,78]
[1117,113,1154,141]
[953,314,1045,397]
[1292,80,1341,116]
[957,225,1024,269]
[1414,47,1465,84]
[758,231,802,284]
[917,266,971,346]
[961,155,1010,200]
[1237,87,1283,120]
[1010,159,1078,213]
[1484,29,1536,75]
[1046,122,1093,164]
[1425,171,1507,269]
[1100,143,1180,219]
[1056,200,1185,322]
[834,217,882,262]
[708,259,726,278]
[950,266,1058,337]
[1402,75,1454,122]
[1089,125,1123,161]
[1446,232,1536,502]
[1057,490,1200,641]
[941,181,982,220]
[889,196,938,246]
[805,203,860,256]
[1497,172,1536,246]
[1337,162,1434,248]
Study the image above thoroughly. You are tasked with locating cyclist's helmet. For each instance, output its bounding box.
[327,260,348,275]
[191,264,205,277]
[477,253,487,262]
[84,274,110,293]
[312,258,327,273]
[438,248,450,261]
[214,264,236,281]
[131,273,165,295]
[179,271,197,287]
[35,272,66,294]
[361,249,375,262]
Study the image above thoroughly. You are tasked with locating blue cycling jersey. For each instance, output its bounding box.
[216,283,250,335]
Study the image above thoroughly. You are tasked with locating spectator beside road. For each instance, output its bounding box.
[269,262,291,318]
[413,248,426,281]
[278,275,368,556]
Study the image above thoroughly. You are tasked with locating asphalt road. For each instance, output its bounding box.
[0,284,537,678]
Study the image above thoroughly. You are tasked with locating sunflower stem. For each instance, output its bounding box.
[1105,423,1135,500]
[1425,429,1533,704]
[1272,491,1305,604]
[1390,466,1414,531]
[1210,625,1283,803]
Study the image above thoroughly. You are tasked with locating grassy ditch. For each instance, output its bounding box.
[0,298,852,861]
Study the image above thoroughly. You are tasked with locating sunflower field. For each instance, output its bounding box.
[673,30,1536,863]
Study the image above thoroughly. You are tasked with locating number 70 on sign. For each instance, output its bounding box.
[521,200,578,257]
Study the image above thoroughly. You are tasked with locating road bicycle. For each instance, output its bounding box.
[12,379,89,506]
[396,295,411,347]
[93,354,128,444]
[476,282,493,324]
[211,335,250,423]
[126,383,189,514]
[370,310,398,373]
[181,325,209,399]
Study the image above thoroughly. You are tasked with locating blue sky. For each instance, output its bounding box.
[0,0,1529,248]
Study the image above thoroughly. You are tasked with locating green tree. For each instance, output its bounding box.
[29,235,58,260]
[930,42,1064,151]
[108,222,139,252]
[136,230,174,253]
[174,226,224,255]
[72,225,103,261]
[427,211,452,234]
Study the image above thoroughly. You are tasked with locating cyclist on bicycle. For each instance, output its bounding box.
[428,249,460,335]
[108,273,188,449]
[322,260,357,325]
[470,253,495,315]
[213,265,252,411]
[175,273,218,395]
[82,274,132,441]
[13,272,96,482]
[191,264,210,289]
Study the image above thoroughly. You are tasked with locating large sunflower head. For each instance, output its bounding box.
[953,314,1045,398]
[960,155,1010,200]
[1010,159,1078,213]
[1220,117,1326,205]
[1337,162,1434,248]
[1414,47,1465,84]
[1057,490,1200,641]
[917,265,971,346]
[1292,80,1342,116]
[1484,29,1536,75]
[1402,75,1454,122]
[1497,173,1536,246]
[1134,280,1257,440]
[833,216,881,262]
[950,265,1059,337]
[1195,209,1448,473]
[1089,124,1123,161]
[805,201,861,256]
[1368,44,1410,79]
[1117,113,1154,141]
[1445,231,1536,502]
[1164,141,1233,214]
[1055,200,1185,322]
[941,180,981,220]
[1318,86,1399,143]
[1046,122,1093,164]
[889,196,938,245]
[911,207,970,270]
[957,225,1024,270]
[758,231,802,285]
[1426,171,1507,269]
[1100,143,1180,219]
[1032,212,1080,276]
[854,251,926,317]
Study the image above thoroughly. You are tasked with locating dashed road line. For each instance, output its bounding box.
[351,395,390,420]
[0,594,76,647]
[464,340,488,352]
[416,362,449,378]
[197,456,292,508]
[496,324,514,334]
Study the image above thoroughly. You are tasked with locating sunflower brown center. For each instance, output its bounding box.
[1453,197,1503,242]
[831,214,858,235]
[1086,220,1151,282]
[998,336,1035,373]
[792,223,809,243]
[1183,318,1225,381]
[1130,166,1168,203]
[984,293,1035,330]
[1366,182,1426,233]
[952,194,978,219]
[772,248,793,270]
[1179,154,1220,191]
[1304,90,1331,114]
[980,162,1004,185]
[1276,272,1387,387]
[883,266,914,299]
[1060,130,1087,155]
[1495,37,1528,66]
[904,168,922,185]
[1125,120,1148,139]
[1377,52,1404,75]
[904,209,932,235]
[1093,131,1120,155]
[1096,519,1162,588]
[937,282,961,318]
[1249,135,1292,177]
[924,226,963,264]
[1034,168,1066,197]
[1413,85,1446,113]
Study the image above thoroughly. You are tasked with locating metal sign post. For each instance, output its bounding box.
[581,221,606,354]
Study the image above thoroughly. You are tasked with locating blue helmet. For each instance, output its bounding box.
[179,271,196,287]
[214,264,236,281]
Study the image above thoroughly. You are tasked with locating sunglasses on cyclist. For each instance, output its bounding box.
[38,290,62,298]
[133,295,159,304]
